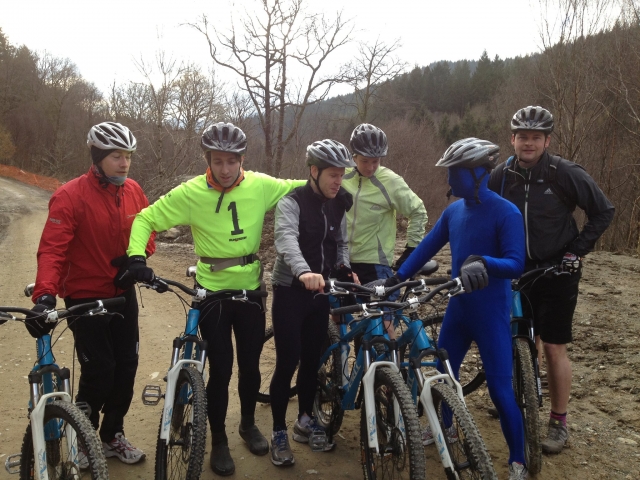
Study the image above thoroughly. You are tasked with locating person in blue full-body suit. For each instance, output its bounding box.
[376,138,528,480]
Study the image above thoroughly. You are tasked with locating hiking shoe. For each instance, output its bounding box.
[422,424,458,446]
[487,406,499,418]
[76,446,89,470]
[239,423,269,456]
[210,431,235,476]
[102,432,146,464]
[271,430,295,466]
[293,417,335,451]
[509,461,528,480]
[541,419,568,454]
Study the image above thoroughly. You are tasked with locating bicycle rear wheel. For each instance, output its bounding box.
[514,338,542,475]
[312,321,344,435]
[257,325,297,404]
[431,383,497,479]
[155,366,207,480]
[19,400,108,480]
[361,366,426,480]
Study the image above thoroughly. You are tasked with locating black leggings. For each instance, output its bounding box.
[269,285,329,431]
[198,295,265,433]
[65,288,139,443]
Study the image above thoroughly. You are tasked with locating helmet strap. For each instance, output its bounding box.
[469,168,489,204]
[310,168,329,200]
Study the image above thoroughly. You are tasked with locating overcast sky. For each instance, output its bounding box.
[2,0,546,96]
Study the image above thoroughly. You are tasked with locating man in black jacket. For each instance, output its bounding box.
[268,139,355,467]
[488,106,614,455]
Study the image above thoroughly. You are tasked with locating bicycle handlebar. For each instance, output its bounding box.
[0,297,127,324]
[147,276,268,300]
[330,279,462,316]
[517,265,565,286]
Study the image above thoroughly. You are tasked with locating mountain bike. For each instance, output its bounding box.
[337,278,497,480]
[140,268,267,480]
[1,294,115,480]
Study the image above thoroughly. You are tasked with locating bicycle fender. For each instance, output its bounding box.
[160,360,204,442]
[30,392,72,480]
[361,361,401,452]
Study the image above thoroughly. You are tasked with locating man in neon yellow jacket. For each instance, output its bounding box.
[125,122,304,476]
[343,124,428,323]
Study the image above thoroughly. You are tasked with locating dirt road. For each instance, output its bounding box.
[0,177,639,479]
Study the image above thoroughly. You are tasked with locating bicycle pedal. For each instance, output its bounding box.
[74,401,92,418]
[5,453,21,474]
[309,431,328,452]
[142,384,163,405]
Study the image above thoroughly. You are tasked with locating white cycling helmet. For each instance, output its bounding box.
[87,122,137,152]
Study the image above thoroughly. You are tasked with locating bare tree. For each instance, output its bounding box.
[191,0,352,175]
[344,37,407,123]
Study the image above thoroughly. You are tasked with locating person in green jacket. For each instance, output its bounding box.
[342,123,428,332]
[124,122,305,476]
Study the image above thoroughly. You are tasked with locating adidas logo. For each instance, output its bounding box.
[544,188,553,194]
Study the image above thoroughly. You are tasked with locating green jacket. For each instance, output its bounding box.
[128,171,304,291]
[342,166,427,266]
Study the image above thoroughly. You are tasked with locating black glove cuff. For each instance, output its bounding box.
[36,294,56,308]
[128,255,147,266]
[462,255,486,267]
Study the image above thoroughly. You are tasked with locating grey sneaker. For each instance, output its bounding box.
[422,424,458,446]
[102,432,146,464]
[509,462,528,480]
[292,418,335,451]
[541,419,568,454]
[270,430,295,466]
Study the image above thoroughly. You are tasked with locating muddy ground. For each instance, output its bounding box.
[0,176,639,479]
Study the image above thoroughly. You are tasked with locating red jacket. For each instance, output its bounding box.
[33,168,156,301]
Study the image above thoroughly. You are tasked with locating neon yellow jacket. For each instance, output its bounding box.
[128,172,304,291]
[342,166,428,266]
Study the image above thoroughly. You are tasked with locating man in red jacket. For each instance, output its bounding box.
[29,121,155,465]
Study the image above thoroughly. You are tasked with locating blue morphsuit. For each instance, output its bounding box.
[398,166,526,465]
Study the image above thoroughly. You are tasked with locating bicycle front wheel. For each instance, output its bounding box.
[431,383,497,479]
[514,338,542,474]
[155,366,207,480]
[19,400,108,480]
[257,326,297,404]
[361,366,426,480]
[313,321,344,435]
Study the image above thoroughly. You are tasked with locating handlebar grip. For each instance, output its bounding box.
[100,297,127,309]
[421,277,450,286]
[245,290,268,298]
[331,304,364,315]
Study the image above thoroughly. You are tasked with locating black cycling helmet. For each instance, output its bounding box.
[201,122,247,154]
[350,123,388,157]
[511,106,554,133]
[306,139,355,169]
[87,122,137,152]
[436,137,500,170]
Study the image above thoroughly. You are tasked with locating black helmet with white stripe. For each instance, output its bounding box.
[350,123,388,157]
[511,106,554,133]
[306,139,355,169]
[201,122,247,154]
[436,137,500,170]
[87,122,137,152]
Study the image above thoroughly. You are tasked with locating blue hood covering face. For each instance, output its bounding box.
[447,166,490,201]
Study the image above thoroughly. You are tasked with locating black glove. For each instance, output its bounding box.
[25,294,56,338]
[393,246,415,270]
[561,252,581,274]
[459,255,489,293]
[125,255,155,283]
[364,275,401,289]
[330,264,355,282]
[112,255,136,290]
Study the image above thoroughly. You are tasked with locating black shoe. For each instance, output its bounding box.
[239,423,269,456]
[210,432,235,476]
[488,406,499,419]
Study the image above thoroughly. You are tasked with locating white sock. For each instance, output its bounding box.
[299,413,311,427]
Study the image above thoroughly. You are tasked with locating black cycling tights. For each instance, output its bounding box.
[269,285,329,431]
[198,297,266,434]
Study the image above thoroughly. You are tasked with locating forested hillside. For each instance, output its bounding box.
[1,0,639,253]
